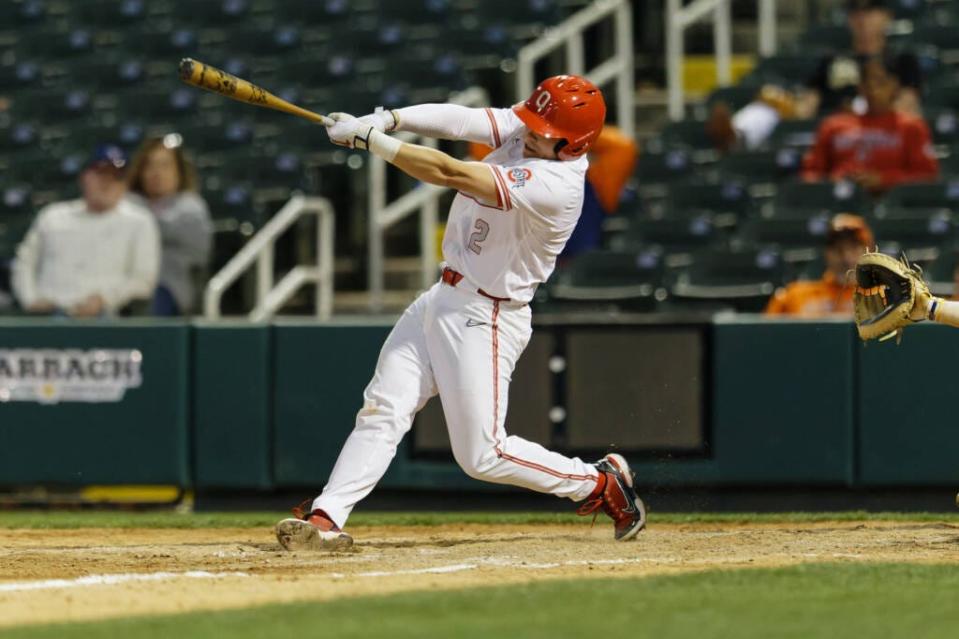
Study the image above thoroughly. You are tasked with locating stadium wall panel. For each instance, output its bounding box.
[711,320,855,484]
[193,323,272,489]
[858,323,959,485]
[0,320,190,485]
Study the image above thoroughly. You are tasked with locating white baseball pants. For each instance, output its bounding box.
[313,280,600,527]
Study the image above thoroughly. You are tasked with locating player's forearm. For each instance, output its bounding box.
[393,104,492,143]
[928,298,959,328]
[391,141,466,189]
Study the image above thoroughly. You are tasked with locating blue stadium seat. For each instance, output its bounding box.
[668,247,784,312]
[768,181,866,216]
[544,248,664,312]
[0,61,41,89]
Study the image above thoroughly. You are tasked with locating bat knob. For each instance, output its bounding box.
[178,58,195,80]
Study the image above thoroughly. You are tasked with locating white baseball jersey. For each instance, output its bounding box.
[309,105,601,529]
[443,108,587,302]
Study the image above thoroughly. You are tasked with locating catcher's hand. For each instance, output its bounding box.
[852,250,934,343]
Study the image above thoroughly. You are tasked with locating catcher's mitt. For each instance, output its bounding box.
[852,250,932,343]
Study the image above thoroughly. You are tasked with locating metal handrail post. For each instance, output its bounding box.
[758,0,777,56]
[615,0,635,138]
[666,0,684,121]
[714,0,732,87]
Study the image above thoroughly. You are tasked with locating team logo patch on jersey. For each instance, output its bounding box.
[507,167,532,188]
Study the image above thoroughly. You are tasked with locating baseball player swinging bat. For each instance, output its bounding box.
[177,57,334,126]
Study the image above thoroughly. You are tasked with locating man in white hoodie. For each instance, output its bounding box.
[13,144,160,317]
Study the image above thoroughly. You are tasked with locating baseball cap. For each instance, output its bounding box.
[828,213,874,248]
[846,0,889,11]
[85,143,128,173]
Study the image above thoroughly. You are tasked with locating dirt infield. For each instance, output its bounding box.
[2,520,959,628]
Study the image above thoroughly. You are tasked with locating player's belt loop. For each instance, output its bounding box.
[441,267,511,303]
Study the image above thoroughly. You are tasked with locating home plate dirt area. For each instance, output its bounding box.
[1,520,958,627]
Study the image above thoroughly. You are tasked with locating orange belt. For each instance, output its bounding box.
[441,267,511,302]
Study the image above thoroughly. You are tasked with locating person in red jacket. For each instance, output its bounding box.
[801,54,939,194]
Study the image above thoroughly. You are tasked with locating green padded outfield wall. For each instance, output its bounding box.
[711,319,855,484]
[0,320,190,485]
[272,322,392,486]
[858,323,959,485]
[192,323,272,489]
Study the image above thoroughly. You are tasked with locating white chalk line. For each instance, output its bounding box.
[0,570,250,593]
[330,556,650,579]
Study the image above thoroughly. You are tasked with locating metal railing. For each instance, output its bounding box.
[204,194,335,321]
[666,0,779,121]
[516,0,635,139]
[367,86,489,312]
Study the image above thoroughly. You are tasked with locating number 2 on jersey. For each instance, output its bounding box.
[468,218,490,254]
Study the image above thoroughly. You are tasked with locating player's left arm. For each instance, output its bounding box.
[327,113,502,205]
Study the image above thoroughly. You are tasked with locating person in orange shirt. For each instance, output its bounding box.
[765,213,873,317]
[801,55,938,194]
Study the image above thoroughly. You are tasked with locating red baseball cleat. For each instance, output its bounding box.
[577,453,647,541]
[275,505,353,551]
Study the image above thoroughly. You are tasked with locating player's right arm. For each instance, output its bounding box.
[326,113,506,206]
[360,104,511,148]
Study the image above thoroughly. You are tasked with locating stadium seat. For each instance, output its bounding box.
[544,248,664,312]
[276,0,353,26]
[0,60,41,89]
[668,247,784,312]
[476,0,560,26]
[380,0,453,25]
[135,26,199,56]
[658,120,715,151]
[0,122,39,151]
[706,85,758,112]
[80,0,154,26]
[796,23,851,53]
[912,24,959,53]
[174,0,252,25]
[738,211,833,251]
[925,107,959,143]
[768,119,819,149]
[717,149,803,185]
[122,87,199,119]
[0,0,48,26]
[24,27,96,58]
[880,181,959,211]
[634,150,695,188]
[921,246,958,296]
[870,208,957,254]
[768,181,866,216]
[739,54,820,88]
[666,182,753,222]
[12,89,93,121]
[615,210,721,254]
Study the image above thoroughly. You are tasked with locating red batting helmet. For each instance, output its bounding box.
[512,75,606,161]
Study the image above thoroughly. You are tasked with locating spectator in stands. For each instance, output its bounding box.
[765,213,873,317]
[469,126,637,259]
[562,126,638,259]
[709,0,922,151]
[801,55,938,194]
[127,134,212,316]
[12,144,160,317]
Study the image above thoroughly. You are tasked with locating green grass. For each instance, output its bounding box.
[3,563,958,639]
[0,510,958,529]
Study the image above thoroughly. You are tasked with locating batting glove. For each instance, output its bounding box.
[357,107,399,134]
[326,112,375,150]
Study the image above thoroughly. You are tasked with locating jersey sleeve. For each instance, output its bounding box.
[488,160,584,228]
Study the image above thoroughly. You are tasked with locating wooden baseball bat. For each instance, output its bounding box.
[178,57,334,126]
